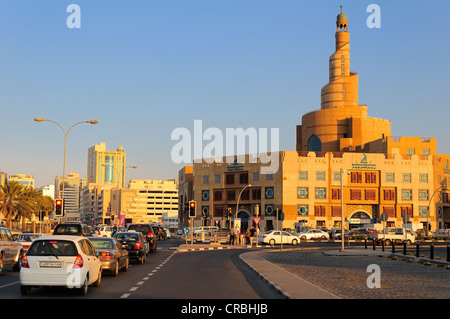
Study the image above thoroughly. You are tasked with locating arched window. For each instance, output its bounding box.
[308,135,322,152]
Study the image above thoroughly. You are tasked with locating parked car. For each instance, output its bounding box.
[126,223,157,253]
[258,230,300,246]
[369,227,417,245]
[297,229,330,240]
[53,223,92,237]
[88,237,129,276]
[0,227,24,274]
[15,233,44,252]
[20,235,102,295]
[113,232,147,264]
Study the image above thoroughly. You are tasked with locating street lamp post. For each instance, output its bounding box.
[34,118,98,222]
[235,184,252,228]
[340,168,346,252]
[427,184,447,237]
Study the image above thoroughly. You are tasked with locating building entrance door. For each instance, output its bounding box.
[348,211,372,229]
[237,211,250,230]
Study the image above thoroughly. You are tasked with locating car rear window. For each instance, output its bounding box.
[127,224,150,233]
[115,233,139,241]
[27,240,78,256]
[90,239,113,249]
[54,224,81,235]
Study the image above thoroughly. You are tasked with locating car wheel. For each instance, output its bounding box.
[20,285,32,296]
[301,236,307,240]
[0,253,4,275]
[78,276,88,295]
[112,261,119,277]
[406,240,412,245]
[13,251,23,271]
[93,269,102,287]
[320,236,326,240]
[269,239,276,246]
[122,257,129,271]
[385,239,391,246]
[292,239,298,246]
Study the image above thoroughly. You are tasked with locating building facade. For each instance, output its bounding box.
[87,142,127,188]
[180,9,450,233]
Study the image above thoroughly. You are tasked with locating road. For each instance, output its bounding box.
[0,238,282,299]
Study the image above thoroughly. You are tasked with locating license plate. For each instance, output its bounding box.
[40,261,62,268]
[122,245,129,248]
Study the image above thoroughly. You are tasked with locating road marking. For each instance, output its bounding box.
[120,293,130,299]
[137,281,144,285]
[0,281,20,289]
[129,287,139,291]
[143,277,149,280]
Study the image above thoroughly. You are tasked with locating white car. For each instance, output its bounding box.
[93,226,114,237]
[258,230,300,246]
[20,235,102,296]
[297,229,330,240]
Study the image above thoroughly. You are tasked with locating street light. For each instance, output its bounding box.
[235,184,252,222]
[340,168,346,252]
[34,118,98,221]
[427,184,447,237]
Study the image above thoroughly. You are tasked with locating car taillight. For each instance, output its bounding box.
[148,232,154,238]
[98,230,101,235]
[73,254,84,268]
[22,254,29,268]
[135,241,142,249]
[100,252,113,260]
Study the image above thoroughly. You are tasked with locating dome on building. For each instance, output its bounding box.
[117,146,125,152]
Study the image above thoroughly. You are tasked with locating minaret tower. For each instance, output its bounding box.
[321,6,358,109]
[296,7,391,153]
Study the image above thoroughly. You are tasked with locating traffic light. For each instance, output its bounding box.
[227,208,233,218]
[189,200,196,217]
[55,199,64,217]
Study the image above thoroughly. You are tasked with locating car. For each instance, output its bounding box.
[20,235,102,295]
[297,229,330,240]
[0,227,24,274]
[126,223,157,253]
[164,228,171,239]
[15,233,44,252]
[92,225,114,237]
[113,232,147,264]
[88,237,129,276]
[53,223,92,237]
[151,224,167,240]
[258,230,300,246]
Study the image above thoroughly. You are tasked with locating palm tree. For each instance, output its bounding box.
[0,181,30,229]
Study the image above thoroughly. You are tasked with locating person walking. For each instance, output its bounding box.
[249,226,256,246]
[233,226,240,245]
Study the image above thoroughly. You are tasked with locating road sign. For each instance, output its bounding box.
[253,217,261,225]
[380,213,389,222]
[277,211,285,221]
[182,227,190,235]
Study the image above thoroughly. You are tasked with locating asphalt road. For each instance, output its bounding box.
[0,238,281,300]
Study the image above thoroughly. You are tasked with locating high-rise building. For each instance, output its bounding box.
[9,174,34,188]
[87,142,127,188]
[55,172,80,222]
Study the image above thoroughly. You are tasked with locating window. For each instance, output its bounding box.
[213,190,223,201]
[298,171,308,181]
[351,172,363,183]
[227,190,235,201]
[225,174,234,185]
[265,187,274,199]
[308,135,322,152]
[314,205,326,217]
[402,173,412,183]
[298,205,308,216]
[297,187,308,199]
[331,188,341,200]
[419,207,429,217]
[316,171,326,181]
[419,173,428,183]
[331,206,341,217]
[383,189,396,201]
[365,190,376,200]
[418,190,429,201]
[251,188,261,200]
[383,206,396,218]
[350,189,362,200]
[365,172,377,184]
[239,172,248,185]
[252,172,259,182]
[402,189,412,201]
[315,188,326,199]
[401,206,413,218]
[203,175,209,185]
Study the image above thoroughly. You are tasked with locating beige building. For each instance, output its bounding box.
[110,179,179,226]
[87,142,127,188]
[9,174,34,188]
[55,172,80,222]
[179,9,450,233]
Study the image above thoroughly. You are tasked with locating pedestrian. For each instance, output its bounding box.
[229,226,234,245]
[246,228,251,245]
[249,226,256,246]
[234,226,240,245]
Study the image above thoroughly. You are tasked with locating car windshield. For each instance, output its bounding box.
[115,233,139,241]
[90,239,113,249]
[127,225,150,233]
[54,225,80,234]
[17,234,42,242]
[27,240,78,257]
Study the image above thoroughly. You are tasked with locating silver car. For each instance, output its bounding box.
[0,227,24,274]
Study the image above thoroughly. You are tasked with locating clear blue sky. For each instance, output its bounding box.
[1,0,449,187]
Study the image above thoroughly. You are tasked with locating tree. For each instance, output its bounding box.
[0,181,30,229]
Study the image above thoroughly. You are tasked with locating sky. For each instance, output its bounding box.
[0,0,449,188]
